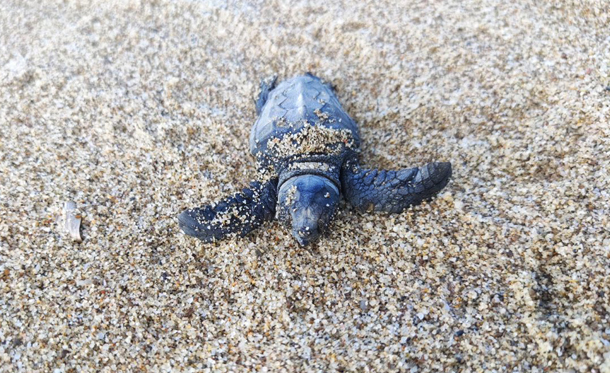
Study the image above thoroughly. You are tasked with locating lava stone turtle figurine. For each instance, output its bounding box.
[179,73,452,245]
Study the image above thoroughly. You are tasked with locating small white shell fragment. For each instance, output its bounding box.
[62,201,82,242]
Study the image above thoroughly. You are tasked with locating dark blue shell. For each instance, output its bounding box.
[249,74,361,162]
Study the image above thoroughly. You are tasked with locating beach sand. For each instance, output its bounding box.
[1,0,609,371]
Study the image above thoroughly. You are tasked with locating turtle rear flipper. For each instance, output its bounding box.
[179,179,278,242]
[341,161,451,213]
[255,75,278,115]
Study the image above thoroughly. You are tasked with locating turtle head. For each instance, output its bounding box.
[277,175,340,246]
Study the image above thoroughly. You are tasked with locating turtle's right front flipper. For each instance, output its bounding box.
[178,178,278,242]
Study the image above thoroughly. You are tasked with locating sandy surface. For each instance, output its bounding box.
[1,0,609,371]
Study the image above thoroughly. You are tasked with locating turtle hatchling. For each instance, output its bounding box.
[179,74,452,246]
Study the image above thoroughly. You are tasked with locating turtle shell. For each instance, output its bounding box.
[249,74,361,168]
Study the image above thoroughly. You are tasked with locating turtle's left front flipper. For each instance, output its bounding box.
[342,161,451,213]
[178,178,278,242]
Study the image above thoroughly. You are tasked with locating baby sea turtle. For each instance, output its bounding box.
[179,74,452,245]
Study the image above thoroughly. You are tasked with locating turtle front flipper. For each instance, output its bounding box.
[341,161,451,213]
[178,178,278,242]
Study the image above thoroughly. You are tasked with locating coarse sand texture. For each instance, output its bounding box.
[1,0,609,372]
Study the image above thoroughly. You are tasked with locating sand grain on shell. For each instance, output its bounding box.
[1,0,609,372]
[266,123,355,159]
